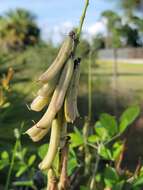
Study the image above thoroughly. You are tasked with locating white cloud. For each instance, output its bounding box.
[85,21,106,36]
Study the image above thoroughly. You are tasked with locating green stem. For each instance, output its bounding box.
[72,0,89,56]
[5,140,19,190]
[5,124,24,190]
[90,152,100,190]
[88,51,92,120]
[104,133,121,146]
[77,0,89,40]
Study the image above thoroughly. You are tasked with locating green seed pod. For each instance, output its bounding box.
[26,58,74,140]
[64,59,81,123]
[39,113,62,171]
[38,32,75,83]
[55,58,74,112]
[37,71,60,97]
[30,95,50,112]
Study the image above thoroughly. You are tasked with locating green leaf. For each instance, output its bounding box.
[95,173,101,182]
[80,186,89,190]
[133,175,143,187]
[38,144,49,159]
[0,160,9,170]
[88,135,99,143]
[16,165,28,177]
[104,166,119,187]
[68,149,78,175]
[1,151,9,160]
[100,113,118,136]
[112,142,123,160]
[69,127,84,148]
[68,158,78,176]
[119,105,140,133]
[28,155,36,166]
[99,144,112,160]
[95,121,108,141]
[112,181,125,190]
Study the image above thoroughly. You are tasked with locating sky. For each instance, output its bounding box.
[0,0,117,43]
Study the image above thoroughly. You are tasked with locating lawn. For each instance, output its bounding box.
[95,60,143,92]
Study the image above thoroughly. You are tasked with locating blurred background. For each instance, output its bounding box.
[0,0,143,189]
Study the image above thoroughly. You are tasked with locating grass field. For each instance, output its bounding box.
[95,60,143,92]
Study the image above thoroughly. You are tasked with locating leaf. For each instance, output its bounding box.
[119,105,140,133]
[0,160,9,170]
[16,165,28,177]
[68,158,78,176]
[69,127,84,148]
[28,155,36,166]
[100,113,118,136]
[112,142,123,160]
[104,166,119,187]
[80,186,89,190]
[95,173,101,182]
[88,135,99,143]
[1,151,9,160]
[38,144,49,159]
[99,144,112,160]
[68,149,78,176]
[133,175,143,187]
[112,181,125,190]
[95,121,109,141]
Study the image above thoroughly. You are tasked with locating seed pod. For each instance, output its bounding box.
[55,58,74,112]
[37,71,60,97]
[39,113,62,171]
[30,95,50,112]
[26,58,74,140]
[31,71,60,112]
[30,128,49,142]
[38,32,75,83]
[64,59,81,123]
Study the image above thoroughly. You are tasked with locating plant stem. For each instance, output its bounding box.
[104,133,121,146]
[58,139,70,190]
[88,51,92,120]
[72,0,89,56]
[47,169,57,190]
[77,0,89,40]
[5,124,24,190]
[90,152,100,190]
[5,139,19,190]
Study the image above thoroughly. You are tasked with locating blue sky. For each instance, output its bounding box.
[0,0,117,43]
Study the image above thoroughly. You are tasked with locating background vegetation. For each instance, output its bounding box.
[0,0,143,189]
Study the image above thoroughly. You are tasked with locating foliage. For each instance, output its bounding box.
[1,127,37,190]
[101,10,122,48]
[0,8,40,51]
[69,105,141,190]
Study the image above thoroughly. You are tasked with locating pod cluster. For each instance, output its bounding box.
[26,31,81,171]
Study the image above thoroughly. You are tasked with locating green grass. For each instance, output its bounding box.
[95,60,143,92]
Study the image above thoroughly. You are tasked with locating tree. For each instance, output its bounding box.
[92,34,105,51]
[0,9,40,51]
[101,10,122,48]
[120,0,143,17]
[121,24,141,47]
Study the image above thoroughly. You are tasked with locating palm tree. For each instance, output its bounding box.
[101,10,122,114]
[101,10,121,48]
[0,8,40,50]
[120,0,143,17]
